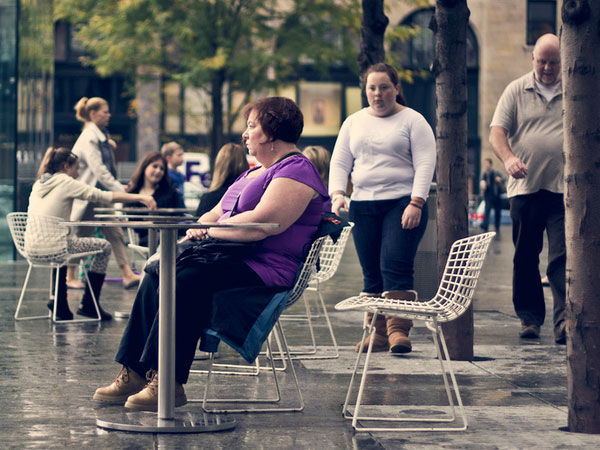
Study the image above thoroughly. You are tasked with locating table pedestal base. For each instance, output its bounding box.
[96,411,235,434]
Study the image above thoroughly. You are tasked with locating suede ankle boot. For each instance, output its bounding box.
[383,290,416,354]
[77,272,112,321]
[355,307,389,353]
[47,267,73,320]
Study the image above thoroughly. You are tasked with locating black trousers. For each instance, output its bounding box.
[114,259,264,384]
[482,194,502,233]
[510,190,566,335]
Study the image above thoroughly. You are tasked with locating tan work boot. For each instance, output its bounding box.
[93,366,147,404]
[383,290,417,354]
[124,369,187,411]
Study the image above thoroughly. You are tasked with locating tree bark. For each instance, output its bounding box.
[561,0,600,434]
[431,0,471,360]
[357,0,388,106]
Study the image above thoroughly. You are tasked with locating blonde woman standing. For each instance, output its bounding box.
[68,97,141,290]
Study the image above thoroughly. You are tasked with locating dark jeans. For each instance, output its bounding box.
[115,259,264,384]
[510,190,566,334]
[482,194,502,232]
[349,196,428,294]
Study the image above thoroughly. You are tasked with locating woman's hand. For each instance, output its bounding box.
[185,227,208,241]
[331,193,348,216]
[139,195,157,210]
[401,204,422,229]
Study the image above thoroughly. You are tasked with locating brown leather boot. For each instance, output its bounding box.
[93,366,147,404]
[355,312,389,353]
[384,290,417,354]
[124,369,187,411]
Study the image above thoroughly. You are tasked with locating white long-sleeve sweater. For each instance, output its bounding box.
[329,107,436,201]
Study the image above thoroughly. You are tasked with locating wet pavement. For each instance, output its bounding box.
[1,225,600,449]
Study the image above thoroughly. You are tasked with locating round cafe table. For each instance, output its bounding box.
[62,220,279,433]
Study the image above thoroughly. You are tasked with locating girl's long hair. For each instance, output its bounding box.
[209,143,249,192]
[126,151,170,193]
[36,147,78,180]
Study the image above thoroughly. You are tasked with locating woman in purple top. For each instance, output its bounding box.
[94,97,330,411]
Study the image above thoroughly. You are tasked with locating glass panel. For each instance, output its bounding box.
[527,1,556,45]
[299,81,341,136]
[164,81,182,134]
[183,86,209,134]
[345,86,362,116]
[0,0,18,258]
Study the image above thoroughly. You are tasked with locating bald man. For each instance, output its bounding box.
[489,34,565,344]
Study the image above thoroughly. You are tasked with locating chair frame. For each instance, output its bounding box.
[7,212,103,323]
[336,232,495,432]
[194,236,327,413]
[281,223,354,360]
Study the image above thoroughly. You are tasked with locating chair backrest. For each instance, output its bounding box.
[7,212,69,264]
[434,232,495,322]
[285,236,327,308]
[312,223,354,283]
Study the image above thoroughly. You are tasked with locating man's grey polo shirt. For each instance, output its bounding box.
[490,71,563,198]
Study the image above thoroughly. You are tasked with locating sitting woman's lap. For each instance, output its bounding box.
[116,258,265,383]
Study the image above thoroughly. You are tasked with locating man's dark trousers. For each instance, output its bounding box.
[510,189,565,337]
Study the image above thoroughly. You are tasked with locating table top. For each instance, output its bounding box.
[94,207,194,214]
[61,220,280,230]
[94,214,197,221]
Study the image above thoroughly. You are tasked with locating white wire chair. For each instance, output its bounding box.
[195,235,328,413]
[281,222,354,359]
[335,232,495,432]
[7,212,103,323]
[127,227,150,261]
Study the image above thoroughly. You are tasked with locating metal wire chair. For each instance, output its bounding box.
[195,235,327,413]
[7,212,103,323]
[281,223,354,360]
[335,232,495,432]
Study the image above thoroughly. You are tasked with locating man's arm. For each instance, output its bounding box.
[489,126,528,179]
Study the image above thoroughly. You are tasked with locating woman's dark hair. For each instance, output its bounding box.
[126,151,170,193]
[37,147,78,180]
[209,143,249,192]
[243,97,304,144]
[360,63,407,106]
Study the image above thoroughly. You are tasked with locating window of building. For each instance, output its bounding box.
[527,0,556,45]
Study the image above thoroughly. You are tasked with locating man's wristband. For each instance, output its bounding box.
[409,201,423,209]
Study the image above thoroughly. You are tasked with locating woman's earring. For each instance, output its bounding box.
[270,142,274,152]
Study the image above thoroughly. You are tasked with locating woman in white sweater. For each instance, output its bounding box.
[27,147,156,320]
[329,63,436,355]
[68,96,141,290]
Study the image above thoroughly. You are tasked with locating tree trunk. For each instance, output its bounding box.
[431,0,471,360]
[561,0,600,434]
[209,69,226,166]
[357,0,388,106]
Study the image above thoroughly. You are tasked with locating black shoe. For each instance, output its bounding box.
[77,304,113,321]
[519,324,540,339]
[47,300,73,321]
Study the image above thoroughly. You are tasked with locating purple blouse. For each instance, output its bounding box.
[218,154,330,287]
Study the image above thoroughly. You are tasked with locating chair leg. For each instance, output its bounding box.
[200,321,304,413]
[284,285,340,360]
[343,314,468,432]
[14,263,49,320]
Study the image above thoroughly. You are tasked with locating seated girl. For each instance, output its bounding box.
[26,147,156,320]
